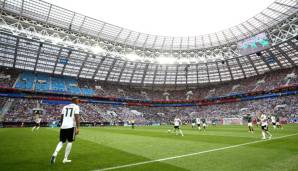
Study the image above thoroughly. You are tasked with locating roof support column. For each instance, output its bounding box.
[216,62,222,82]
[206,63,210,83]
[77,53,89,78]
[34,43,43,73]
[92,56,106,80]
[141,63,149,85]
[61,50,72,75]
[13,37,19,68]
[247,55,259,75]
[129,63,138,84]
[104,58,117,81]
[152,65,158,88]
[117,61,128,83]
[225,60,234,80]
[236,58,246,78]
[52,47,63,74]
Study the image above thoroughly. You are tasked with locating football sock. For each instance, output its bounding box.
[179,130,184,136]
[64,142,72,160]
[262,131,266,139]
[53,141,63,157]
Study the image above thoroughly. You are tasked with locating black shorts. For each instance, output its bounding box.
[174,126,180,129]
[272,122,276,126]
[197,124,201,127]
[261,125,268,131]
[60,127,76,143]
[35,123,40,127]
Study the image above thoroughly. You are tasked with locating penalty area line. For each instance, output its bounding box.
[94,133,298,171]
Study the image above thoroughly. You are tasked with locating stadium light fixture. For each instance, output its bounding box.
[156,56,175,64]
[125,52,142,61]
[91,45,106,54]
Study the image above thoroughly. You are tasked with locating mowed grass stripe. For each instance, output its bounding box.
[94,133,298,171]
[82,125,297,138]
[81,126,259,143]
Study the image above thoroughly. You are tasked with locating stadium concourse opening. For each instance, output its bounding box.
[0,0,298,171]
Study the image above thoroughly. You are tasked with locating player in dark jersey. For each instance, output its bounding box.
[276,115,283,129]
[191,118,196,128]
[245,113,254,133]
[256,117,261,127]
[201,118,207,131]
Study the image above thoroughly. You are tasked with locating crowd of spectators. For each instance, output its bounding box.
[2,94,297,125]
[0,67,297,125]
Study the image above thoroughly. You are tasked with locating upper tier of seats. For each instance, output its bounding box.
[15,72,95,96]
[1,66,297,100]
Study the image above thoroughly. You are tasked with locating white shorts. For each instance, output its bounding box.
[248,123,253,127]
[203,123,207,127]
[192,123,195,126]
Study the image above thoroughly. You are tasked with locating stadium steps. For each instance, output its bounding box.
[49,77,52,90]
[12,74,20,88]
[1,98,14,116]
[80,115,86,122]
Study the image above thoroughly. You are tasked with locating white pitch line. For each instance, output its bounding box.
[94,133,298,171]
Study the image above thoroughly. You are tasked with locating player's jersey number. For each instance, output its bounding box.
[64,108,74,117]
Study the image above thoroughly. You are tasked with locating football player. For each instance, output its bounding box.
[50,97,80,164]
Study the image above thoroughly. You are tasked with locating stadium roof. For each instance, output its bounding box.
[1,0,297,51]
[0,0,297,86]
[43,0,275,37]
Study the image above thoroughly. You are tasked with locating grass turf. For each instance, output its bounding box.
[0,124,297,171]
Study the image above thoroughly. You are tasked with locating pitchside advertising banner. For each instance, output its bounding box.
[222,118,243,125]
[238,32,271,56]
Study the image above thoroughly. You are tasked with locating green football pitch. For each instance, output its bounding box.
[0,125,298,171]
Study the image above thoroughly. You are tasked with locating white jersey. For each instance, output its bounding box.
[174,118,182,126]
[61,103,80,129]
[35,118,41,123]
[260,114,268,126]
[196,118,201,124]
[271,116,276,123]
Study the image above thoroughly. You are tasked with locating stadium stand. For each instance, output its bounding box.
[1,66,297,126]
[2,94,297,126]
[14,71,95,96]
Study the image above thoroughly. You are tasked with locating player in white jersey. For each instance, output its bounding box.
[271,115,277,129]
[172,117,184,136]
[260,112,272,140]
[50,97,80,164]
[196,117,202,131]
[32,109,42,132]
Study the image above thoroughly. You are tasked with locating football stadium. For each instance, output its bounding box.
[0,0,298,170]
